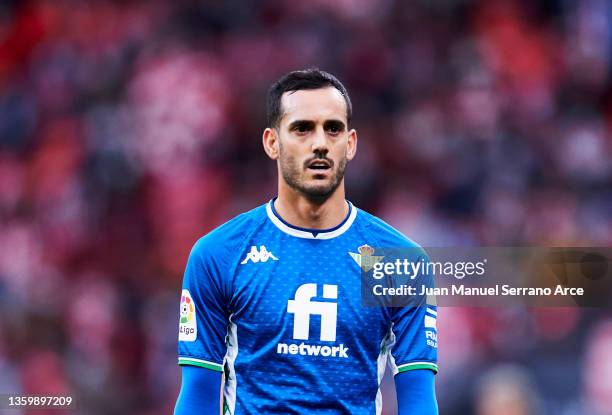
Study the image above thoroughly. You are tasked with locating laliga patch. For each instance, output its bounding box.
[424,307,438,348]
[424,315,437,330]
[424,307,437,330]
[178,289,197,342]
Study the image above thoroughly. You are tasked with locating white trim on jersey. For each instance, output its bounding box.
[266,200,358,239]
[223,314,238,415]
[376,324,396,415]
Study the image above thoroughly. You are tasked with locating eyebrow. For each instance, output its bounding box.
[323,120,346,130]
[287,119,346,130]
[287,120,315,130]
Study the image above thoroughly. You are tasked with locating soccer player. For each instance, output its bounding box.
[174,69,438,414]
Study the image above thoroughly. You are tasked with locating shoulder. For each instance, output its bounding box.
[356,207,424,251]
[190,204,268,263]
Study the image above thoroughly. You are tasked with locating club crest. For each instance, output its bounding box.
[349,244,384,272]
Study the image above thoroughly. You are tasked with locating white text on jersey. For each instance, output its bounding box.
[277,342,349,358]
[279,283,349,358]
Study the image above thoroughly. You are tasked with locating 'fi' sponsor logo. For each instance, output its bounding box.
[278,283,349,358]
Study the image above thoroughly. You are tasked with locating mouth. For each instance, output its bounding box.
[306,160,332,171]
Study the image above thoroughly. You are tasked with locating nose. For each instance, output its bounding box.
[311,126,328,155]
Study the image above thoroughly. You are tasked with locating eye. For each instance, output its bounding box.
[326,123,344,135]
[291,122,313,135]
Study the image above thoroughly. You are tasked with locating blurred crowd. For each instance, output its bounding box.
[0,0,611,414]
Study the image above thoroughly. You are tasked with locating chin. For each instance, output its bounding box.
[298,182,338,200]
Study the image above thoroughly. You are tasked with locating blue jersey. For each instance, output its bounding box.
[177,199,438,415]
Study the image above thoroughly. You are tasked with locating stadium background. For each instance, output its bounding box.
[0,0,611,414]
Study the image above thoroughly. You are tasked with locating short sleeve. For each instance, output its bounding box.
[177,238,230,372]
[388,253,438,375]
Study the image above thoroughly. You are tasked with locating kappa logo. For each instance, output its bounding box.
[240,245,279,264]
[278,283,349,358]
[349,244,384,272]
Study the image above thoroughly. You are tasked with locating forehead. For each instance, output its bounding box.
[280,87,348,125]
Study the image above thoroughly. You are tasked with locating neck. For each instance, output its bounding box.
[275,181,348,230]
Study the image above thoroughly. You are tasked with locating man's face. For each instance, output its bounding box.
[272,87,356,201]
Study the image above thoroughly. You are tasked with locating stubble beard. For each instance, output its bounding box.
[279,147,347,204]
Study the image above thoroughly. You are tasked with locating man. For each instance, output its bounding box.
[174,69,438,414]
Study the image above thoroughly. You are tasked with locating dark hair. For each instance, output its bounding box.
[266,68,352,128]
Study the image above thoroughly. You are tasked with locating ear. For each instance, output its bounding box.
[262,127,279,160]
[346,128,357,161]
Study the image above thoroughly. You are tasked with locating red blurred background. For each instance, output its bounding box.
[0,0,611,414]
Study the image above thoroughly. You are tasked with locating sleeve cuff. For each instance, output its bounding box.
[178,357,224,372]
[395,361,438,375]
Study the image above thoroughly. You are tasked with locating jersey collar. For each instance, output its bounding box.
[266,198,357,239]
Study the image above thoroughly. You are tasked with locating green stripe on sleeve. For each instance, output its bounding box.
[178,357,224,372]
[396,362,438,374]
